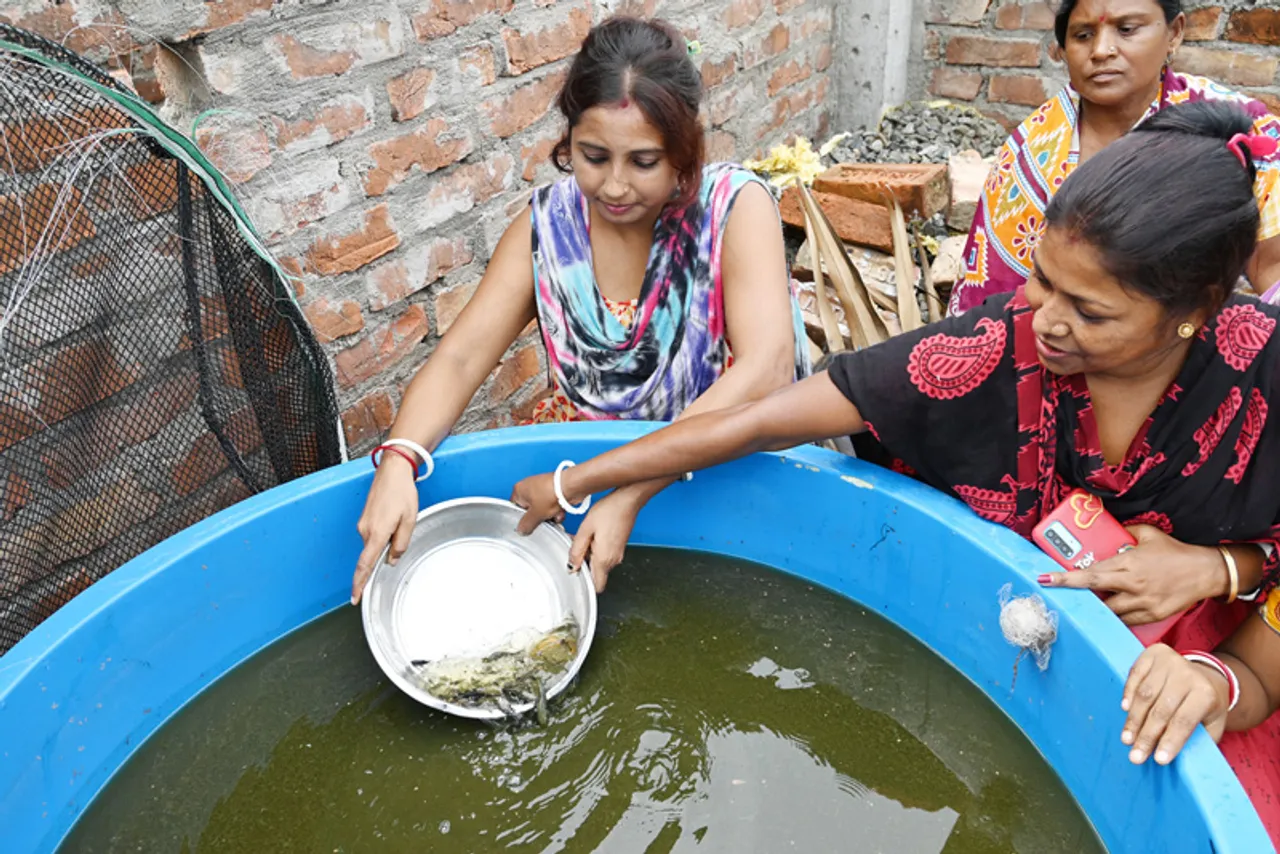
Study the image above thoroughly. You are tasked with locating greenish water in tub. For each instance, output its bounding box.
[59,549,1106,853]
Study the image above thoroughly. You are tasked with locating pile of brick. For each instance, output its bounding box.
[779,153,991,324]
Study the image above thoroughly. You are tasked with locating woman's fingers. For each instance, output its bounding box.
[1152,687,1218,765]
[1122,646,1160,712]
[389,511,415,565]
[352,531,386,605]
[1040,567,1130,592]
[569,527,593,572]
[1128,679,1186,764]
[1122,653,1170,754]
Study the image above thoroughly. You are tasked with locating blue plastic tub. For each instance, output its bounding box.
[0,423,1270,852]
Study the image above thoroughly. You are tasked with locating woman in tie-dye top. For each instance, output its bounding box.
[350,16,808,602]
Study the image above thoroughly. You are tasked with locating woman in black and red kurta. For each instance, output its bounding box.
[511,101,1280,840]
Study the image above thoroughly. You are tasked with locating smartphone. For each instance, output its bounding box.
[1032,489,1181,646]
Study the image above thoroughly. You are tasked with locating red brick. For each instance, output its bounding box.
[2,472,30,521]
[709,82,745,128]
[334,305,431,388]
[52,478,164,559]
[342,390,397,451]
[42,371,199,491]
[364,118,473,196]
[1173,46,1279,88]
[1227,9,1280,47]
[72,254,112,280]
[490,344,542,401]
[459,45,498,86]
[270,34,357,79]
[925,30,943,61]
[707,130,736,162]
[946,36,1042,67]
[0,108,132,173]
[768,59,813,97]
[181,0,274,38]
[726,0,765,30]
[995,1,1054,31]
[172,408,263,498]
[778,187,894,253]
[989,73,1049,106]
[508,384,554,424]
[1184,7,1224,42]
[273,94,372,154]
[305,204,400,275]
[798,8,834,38]
[0,399,40,455]
[31,337,142,427]
[613,0,657,16]
[434,281,480,335]
[369,236,473,311]
[195,122,272,185]
[926,0,991,26]
[0,185,96,277]
[774,0,807,12]
[484,70,568,139]
[814,163,951,219]
[387,67,437,123]
[502,7,591,74]
[3,5,135,62]
[106,161,181,219]
[930,67,984,100]
[413,0,515,41]
[304,298,365,341]
[816,43,833,73]
[1249,90,1280,116]
[522,131,560,181]
[702,55,739,89]
[417,154,517,230]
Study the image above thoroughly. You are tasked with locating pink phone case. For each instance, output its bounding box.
[1032,490,1182,646]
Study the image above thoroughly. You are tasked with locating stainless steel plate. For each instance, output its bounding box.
[361,497,596,719]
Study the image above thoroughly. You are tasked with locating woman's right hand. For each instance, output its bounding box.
[1121,643,1230,766]
[352,455,420,605]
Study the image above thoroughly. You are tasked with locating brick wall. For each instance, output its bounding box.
[919,1,1280,127]
[0,0,837,456]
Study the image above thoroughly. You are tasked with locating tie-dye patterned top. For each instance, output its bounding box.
[950,69,1280,315]
[527,162,809,423]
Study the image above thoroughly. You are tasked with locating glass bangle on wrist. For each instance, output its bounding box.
[371,439,435,482]
[1183,650,1240,711]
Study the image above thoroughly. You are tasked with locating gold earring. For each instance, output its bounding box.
[1178,322,1196,339]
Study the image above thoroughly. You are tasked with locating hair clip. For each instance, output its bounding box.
[1227,132,1280,169]
[686,39,702,56]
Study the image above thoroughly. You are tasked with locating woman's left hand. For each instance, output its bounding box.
[1040,525,1224,625]
[1121,643,1229,765]
[512,473,565,534]
[568,490,643,593]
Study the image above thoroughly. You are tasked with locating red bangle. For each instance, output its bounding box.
[1183,650,1240,711]
[372,444,422,477]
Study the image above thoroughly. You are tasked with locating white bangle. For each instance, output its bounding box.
[1183,652,1240,711]
[376,438,435,482]
[554,460,591,515]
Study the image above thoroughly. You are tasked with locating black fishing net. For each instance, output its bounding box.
[0,25,343,653]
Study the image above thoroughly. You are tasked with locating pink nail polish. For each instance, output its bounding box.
[1037,574,1054,586]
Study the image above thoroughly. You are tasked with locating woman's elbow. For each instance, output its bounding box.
[740,349,794,398]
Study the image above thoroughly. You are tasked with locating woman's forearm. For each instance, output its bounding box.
[559,372,866,503]
[1221,651,1276,732]
[609,357,796,507]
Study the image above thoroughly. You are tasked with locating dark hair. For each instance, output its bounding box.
[1044,101,1259,318]
[1054,0,1182,48]
[552,16,705,205]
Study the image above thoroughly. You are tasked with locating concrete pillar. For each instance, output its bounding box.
[834,0,920,131]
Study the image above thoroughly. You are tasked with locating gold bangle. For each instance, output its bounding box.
[1218,546,1239,604]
